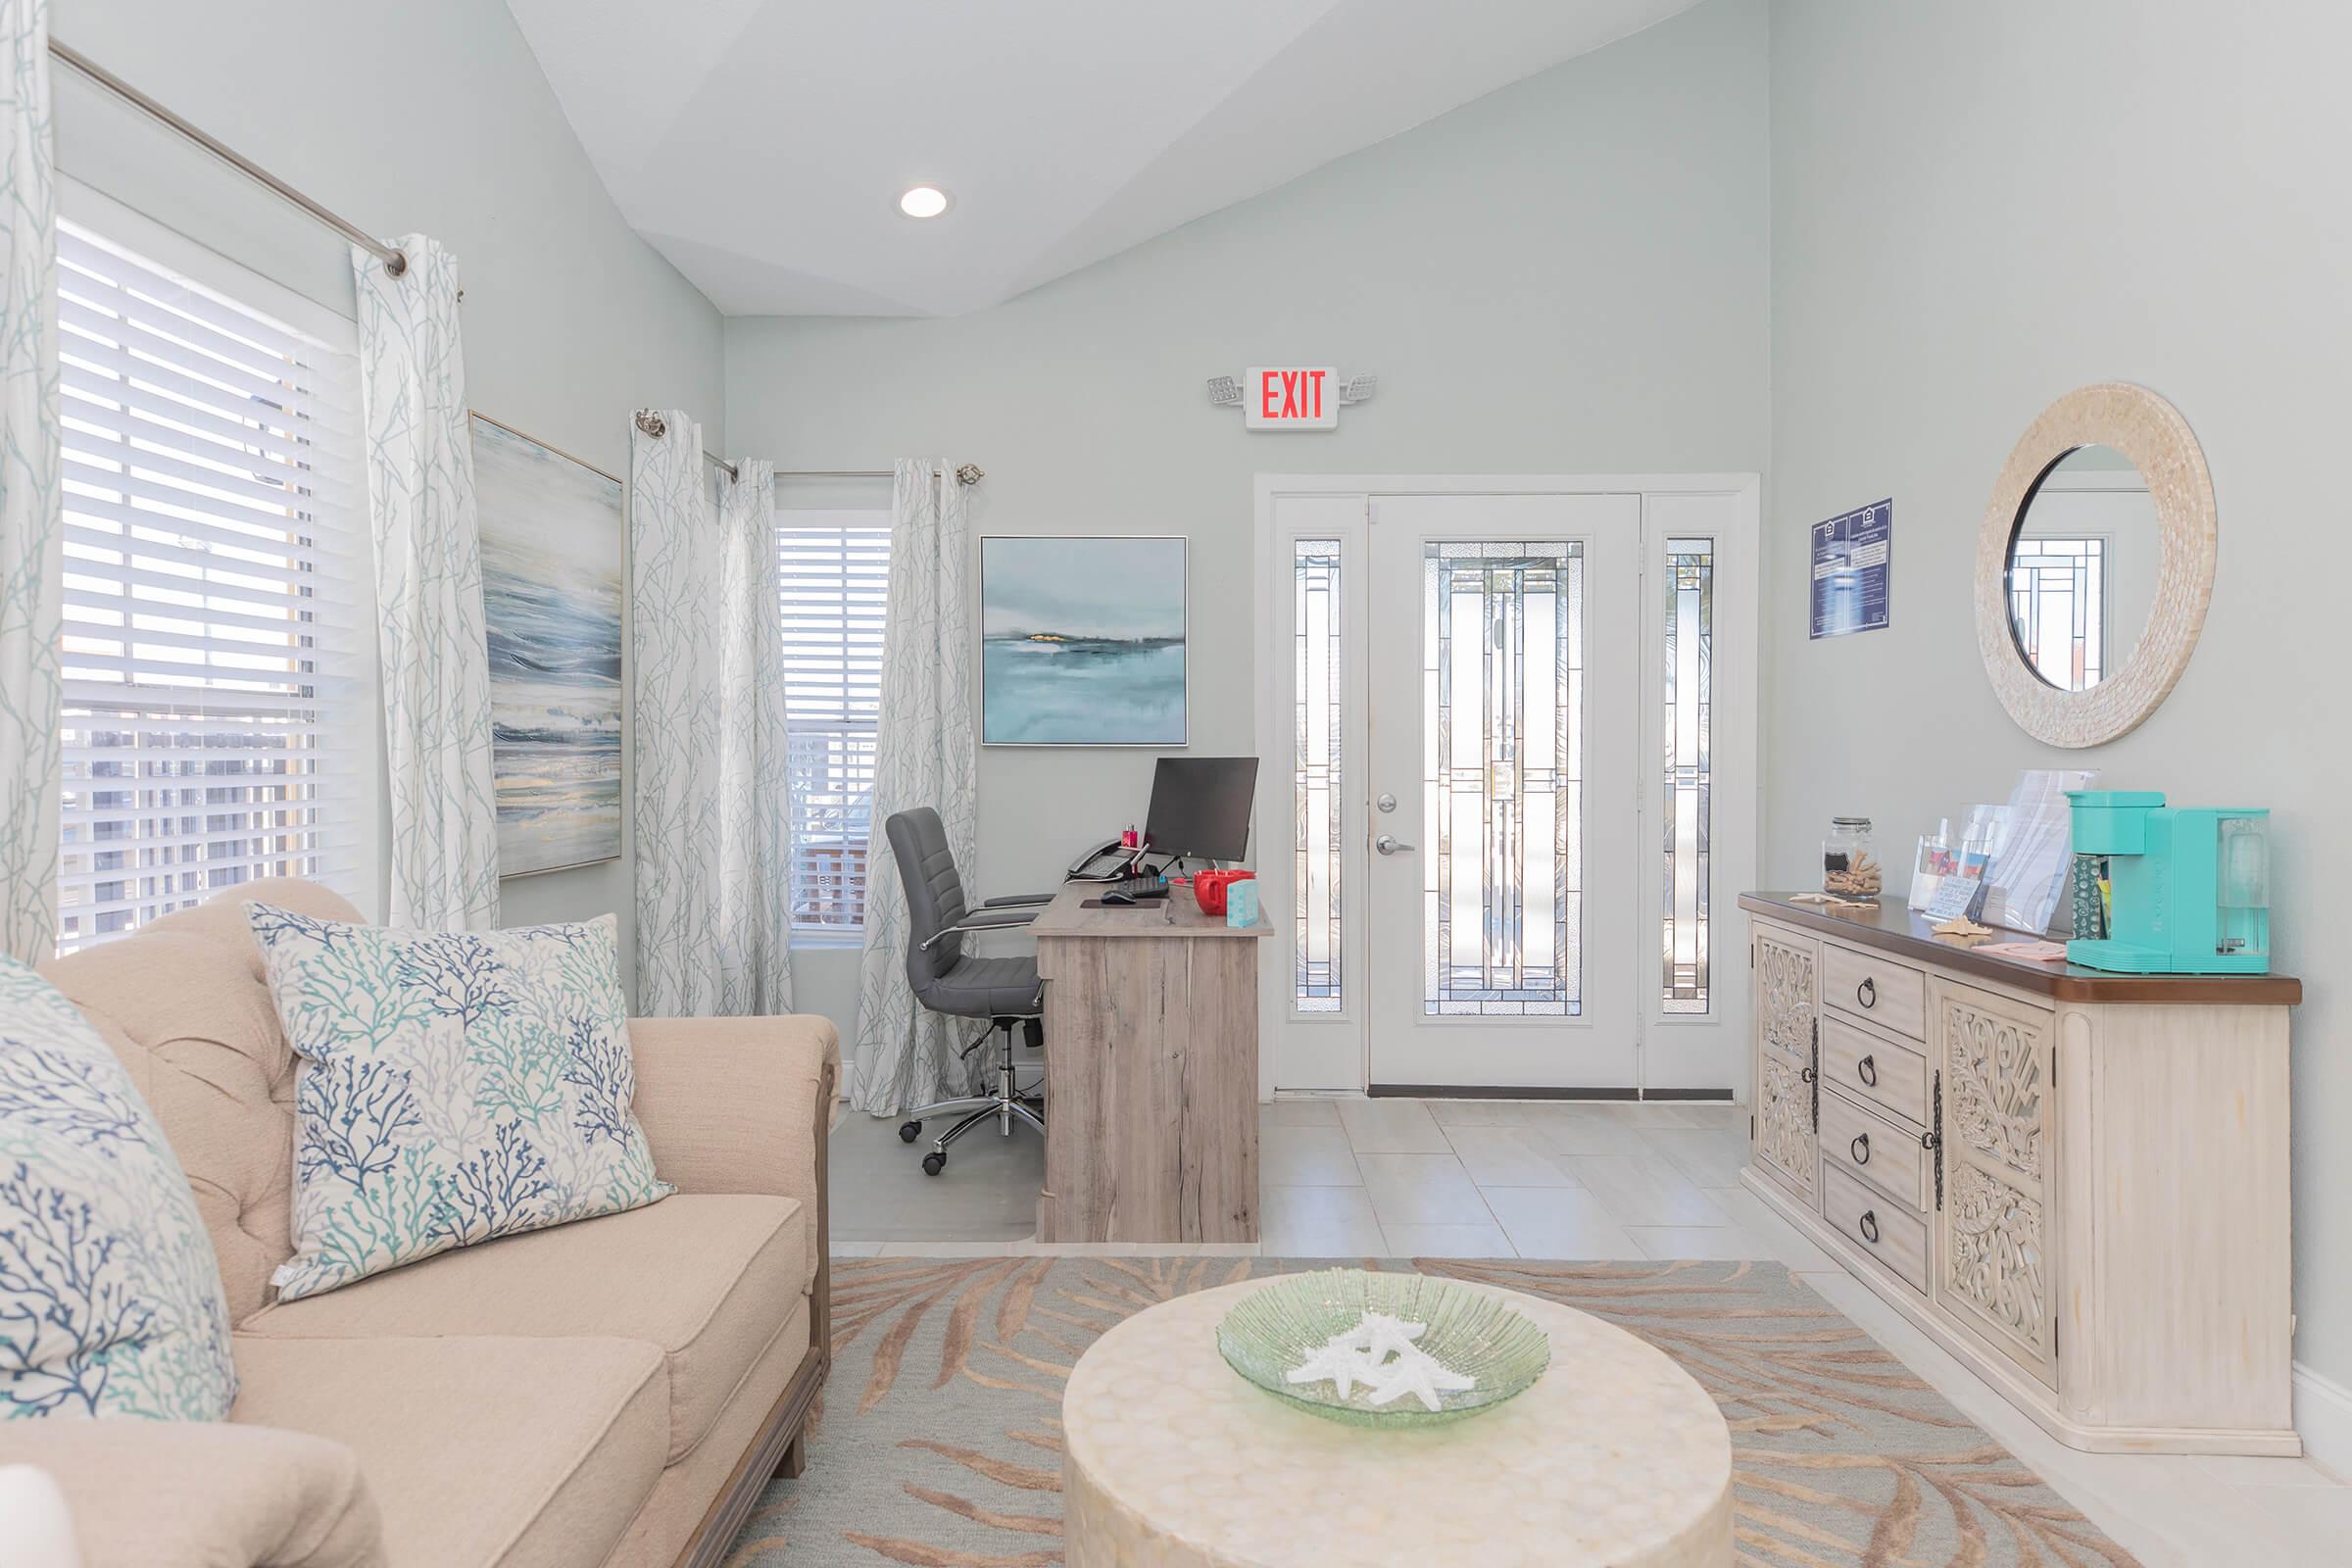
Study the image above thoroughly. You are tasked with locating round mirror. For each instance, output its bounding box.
[2003,444,2159,692]
[1975,383,2216,749]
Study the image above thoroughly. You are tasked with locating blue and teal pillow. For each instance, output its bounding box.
[246,906,670,1301]
[0,957,237,1419]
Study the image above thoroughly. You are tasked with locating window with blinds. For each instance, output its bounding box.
[778,514,890,939]
[55,219,372,953]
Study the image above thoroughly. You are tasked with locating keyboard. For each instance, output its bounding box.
[1103,873,1171,901]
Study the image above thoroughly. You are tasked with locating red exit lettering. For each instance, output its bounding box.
[1245,367,1339,429]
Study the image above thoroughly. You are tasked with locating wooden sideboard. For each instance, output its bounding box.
[1740,892,2303,1456]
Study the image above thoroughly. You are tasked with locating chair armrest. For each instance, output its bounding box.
[0,1421,383,1568]
[919,906,1040,950]
[980,892,1055,906]
[630,1013,839,1288]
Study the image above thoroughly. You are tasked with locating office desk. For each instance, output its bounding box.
[1030,883,1268,1244]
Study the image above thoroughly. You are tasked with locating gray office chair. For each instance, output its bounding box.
[884,807,1053,1175]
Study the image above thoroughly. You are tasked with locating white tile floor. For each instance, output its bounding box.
[829,1095,2351,1565]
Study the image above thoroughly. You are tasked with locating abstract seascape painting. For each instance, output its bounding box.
[472,414,624,874]
[980,535,1186,746]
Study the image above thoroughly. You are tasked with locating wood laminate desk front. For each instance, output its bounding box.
[1029,883,1268,1244]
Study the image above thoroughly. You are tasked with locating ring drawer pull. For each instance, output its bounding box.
[1857,977,1878,1008]
[1858,1210,1881,1245]
[1850,1133,1871,1165]
[1856,1054,1878,1087]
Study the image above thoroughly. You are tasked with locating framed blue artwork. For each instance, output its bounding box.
[979,535,1187,746]
[470,414,625,874]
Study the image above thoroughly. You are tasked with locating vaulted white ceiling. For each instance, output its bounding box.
[508,0,1700,318]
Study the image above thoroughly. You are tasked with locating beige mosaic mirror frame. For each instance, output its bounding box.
[1976,382,2217,748]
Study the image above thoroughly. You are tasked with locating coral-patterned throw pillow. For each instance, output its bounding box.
[0,957,237,1418]
[246,906,669,1301]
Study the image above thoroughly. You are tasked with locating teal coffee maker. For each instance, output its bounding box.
[2064,790,2271,974]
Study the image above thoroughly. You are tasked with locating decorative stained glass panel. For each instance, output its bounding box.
[2008,536,2106,691]
[1294,540,1343,1012]
[1662,538,1712,1013]
[1422,541,1581,1016]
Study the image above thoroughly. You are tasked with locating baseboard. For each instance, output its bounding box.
[2294,1361,2352,1480]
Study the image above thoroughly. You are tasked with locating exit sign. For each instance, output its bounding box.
[1206,368,1376,428]
[1246,366,1339,429]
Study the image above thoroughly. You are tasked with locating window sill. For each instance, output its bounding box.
[791,928,864,952]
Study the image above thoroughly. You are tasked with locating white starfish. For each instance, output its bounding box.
[1361,1345,1477,1412]
[1348,1311,1429,1363]
[1284,1340,1382,1399]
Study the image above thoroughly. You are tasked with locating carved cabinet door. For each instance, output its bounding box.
[1750,926,1820,1208]
[1929,978,2059,1387]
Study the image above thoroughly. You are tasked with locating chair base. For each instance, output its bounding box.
[900,1017,1044,1175]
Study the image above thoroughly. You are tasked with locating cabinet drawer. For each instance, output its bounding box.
[1819,1087,1927,1210]
[1820,1013,1928,1127]
[1821,1164,1929,1297]
[1822,941,1926,1040]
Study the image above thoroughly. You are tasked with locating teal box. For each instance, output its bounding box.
[2063,791,2271,975]
[1225,880,1259,929]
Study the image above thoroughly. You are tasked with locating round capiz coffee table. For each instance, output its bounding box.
[1061,1275,1734,1568]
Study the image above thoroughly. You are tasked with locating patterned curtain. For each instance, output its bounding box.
[631,416,794,1015]
[352,236,498,929]
[713,458,794,1013]
[0,0,57,963]
[849,461,975,1114]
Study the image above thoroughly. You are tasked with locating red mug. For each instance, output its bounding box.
[1192,868,1255,915]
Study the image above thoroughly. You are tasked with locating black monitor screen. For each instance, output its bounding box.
[1144,757,1258,864]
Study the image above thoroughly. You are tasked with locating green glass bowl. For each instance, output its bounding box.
[1215,1269,1551,1427]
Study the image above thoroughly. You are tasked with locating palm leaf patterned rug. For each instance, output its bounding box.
[727,1256,2140,1567]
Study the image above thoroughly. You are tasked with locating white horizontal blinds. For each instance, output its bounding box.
[778,516,891,933]
[55,221,369,953]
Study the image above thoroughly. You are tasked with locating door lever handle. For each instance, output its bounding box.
[1375,834,1417,856]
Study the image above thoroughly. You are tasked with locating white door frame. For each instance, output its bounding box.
[1250,472,1762,1103]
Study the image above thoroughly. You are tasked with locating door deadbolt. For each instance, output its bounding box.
[1376,792,1397,813]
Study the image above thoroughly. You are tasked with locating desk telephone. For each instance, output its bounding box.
[1064,837,1163,882]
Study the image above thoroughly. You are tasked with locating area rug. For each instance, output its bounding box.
[726,1256,2139,1567]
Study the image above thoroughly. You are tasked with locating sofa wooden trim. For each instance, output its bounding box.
[669,1054,835,1568]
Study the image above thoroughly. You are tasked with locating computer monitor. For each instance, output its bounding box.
[1144,757,1258,865]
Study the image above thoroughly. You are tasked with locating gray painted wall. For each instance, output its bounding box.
[58,0,730,994]
[1766,1,2352,1382]
[728,0,1773,1042]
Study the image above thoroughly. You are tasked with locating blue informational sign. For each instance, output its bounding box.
[1810,499,1892,638]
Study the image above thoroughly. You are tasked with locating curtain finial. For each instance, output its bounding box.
[955,463,984,487]
[634,410,668,440]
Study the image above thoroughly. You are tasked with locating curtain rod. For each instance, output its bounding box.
[628,416,988,490]
[50,38,410,278]
[778,466,985,486]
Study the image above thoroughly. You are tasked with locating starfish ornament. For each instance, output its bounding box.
[1348,1311,1429,1363]
[1362,1346,1478,1412]
[1284,1340,1381,1399]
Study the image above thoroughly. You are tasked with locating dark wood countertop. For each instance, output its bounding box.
[1739,892,2302,1006]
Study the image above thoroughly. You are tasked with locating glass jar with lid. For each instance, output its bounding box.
[1823,816,1881,896]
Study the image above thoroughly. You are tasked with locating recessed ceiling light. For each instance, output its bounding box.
[899,185,951,219]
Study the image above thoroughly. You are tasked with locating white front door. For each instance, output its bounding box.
[1257,476,1757,1100]
[1364,494,1639,1090]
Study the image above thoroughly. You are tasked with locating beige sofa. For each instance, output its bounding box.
[0,879,838,1568]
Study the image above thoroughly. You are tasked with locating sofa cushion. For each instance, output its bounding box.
[242,1194,808,1463]
[0,956,238,1419]
[245,905,670,1301]
[41,878,363,1325]
[231,1333,665,1568]
[0,1416,385,1567]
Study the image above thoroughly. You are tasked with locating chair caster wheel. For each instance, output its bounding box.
[921,1152,947,1176]
[899,1120,921,1143]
